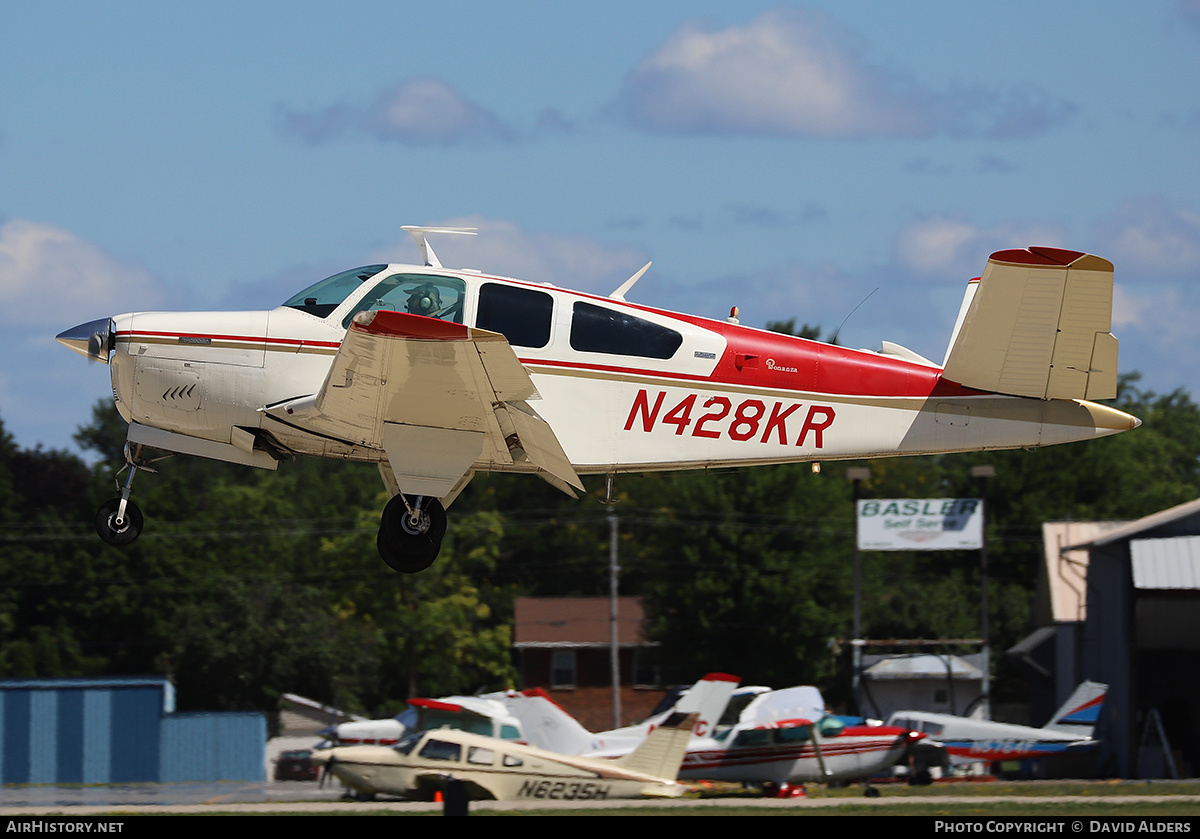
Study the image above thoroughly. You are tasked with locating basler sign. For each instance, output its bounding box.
[856,499,984,551]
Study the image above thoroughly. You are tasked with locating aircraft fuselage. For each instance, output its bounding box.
[96,264,1138,483]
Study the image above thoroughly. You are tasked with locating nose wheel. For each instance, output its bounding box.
[94,443,161,548]
[377,494,446,573]
[95,497,144,546]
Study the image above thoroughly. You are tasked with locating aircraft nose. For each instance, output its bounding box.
[56,317,115,362]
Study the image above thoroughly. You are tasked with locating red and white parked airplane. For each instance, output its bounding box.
[57,227,1138,572]
[500,683,921,796]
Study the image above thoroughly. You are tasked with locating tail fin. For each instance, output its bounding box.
[502,689,598,755]
[1043,681,1107,736]
[664,672,740,738]
[613,712,698,780]
[941,248,1118,401]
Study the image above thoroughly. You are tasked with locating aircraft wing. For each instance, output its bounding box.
[941,248,1118,401]
[268,310,583,498]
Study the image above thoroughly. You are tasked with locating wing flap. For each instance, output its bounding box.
[267,309,579,495]
[502,402,585,492]
[941,248,1118,400]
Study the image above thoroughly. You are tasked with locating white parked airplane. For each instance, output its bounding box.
[57,228,1138,572]
[311,711,699,802]
[887,681,1107,765]
[499,682,922,796]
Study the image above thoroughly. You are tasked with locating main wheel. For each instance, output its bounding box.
[377,495,446,573]
[95,498,144,546]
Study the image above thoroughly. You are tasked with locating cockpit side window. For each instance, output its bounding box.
[418,738,462,762]
[282,265,388,318]
[570,302,683,359]
[476,283,553,348]
[341,274,466,329]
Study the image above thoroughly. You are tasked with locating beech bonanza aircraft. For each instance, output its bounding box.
[311,711,699,802]
[57,228,1139,572]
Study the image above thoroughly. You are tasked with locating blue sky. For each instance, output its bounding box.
[3,1,1199,456]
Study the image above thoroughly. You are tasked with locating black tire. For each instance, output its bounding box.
[377,496,445,573]
[95,498,144,546]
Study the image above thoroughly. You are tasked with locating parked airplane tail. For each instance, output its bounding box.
[941,248,1118,401]
[671,672,740,738]
[614,712,698,781]
[1043,681,1108,737]
[502,689,598,755]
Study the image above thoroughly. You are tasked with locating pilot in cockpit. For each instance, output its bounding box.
[404,283,444,317]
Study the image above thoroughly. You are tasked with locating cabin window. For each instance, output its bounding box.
[282,265,387,318]
[418,738,462,762]
[499,724,521,740]
[467,746,495,766]
[342,273,466,328]
[476,283,553,348]
[503,754,524,767]
[569,302,682,359]
[731,729,769,748]
[775,726,811,744]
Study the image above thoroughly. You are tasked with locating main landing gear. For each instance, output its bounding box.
[95,444,159,547]
[377,494,446,574]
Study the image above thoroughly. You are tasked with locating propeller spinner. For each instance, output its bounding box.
[57,317,115,363]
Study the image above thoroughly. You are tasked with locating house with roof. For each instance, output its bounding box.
[513,596,663,731]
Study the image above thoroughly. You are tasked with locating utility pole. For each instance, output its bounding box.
[846,466,871,715]
[608,510,622,729]
[971,464,995,721]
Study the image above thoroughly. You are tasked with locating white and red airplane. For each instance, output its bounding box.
[679,686,924,795]
[887,681,1107,766]
[497,682,921,796]
[57,227,1139,572]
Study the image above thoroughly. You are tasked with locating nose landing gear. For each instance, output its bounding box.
[377,494,446,574]
[94,444,161,547]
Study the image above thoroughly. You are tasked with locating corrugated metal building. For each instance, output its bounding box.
[1058,499,1200,778]
[0,676,265,783]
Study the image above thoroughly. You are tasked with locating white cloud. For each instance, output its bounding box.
[363,79,514,145]
[0,218,165,326]
[279,78,515,146]
[613,10,1073,139]
[1093,197,1200,278]
[893,215,1067,281]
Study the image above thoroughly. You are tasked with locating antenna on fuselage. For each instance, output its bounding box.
[401,226,478,269]
[610,262,652,302]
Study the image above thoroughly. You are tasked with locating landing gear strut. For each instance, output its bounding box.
[377,494,446,573]
[95,443,158,547]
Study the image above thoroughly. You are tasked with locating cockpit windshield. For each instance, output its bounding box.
[282,265,388,318]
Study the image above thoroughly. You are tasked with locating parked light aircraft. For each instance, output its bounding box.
[311,711,699,801]
[887,681,1107,765]
[57,228,1139,572]
[677,687,923,790]
[502,683,922,795]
